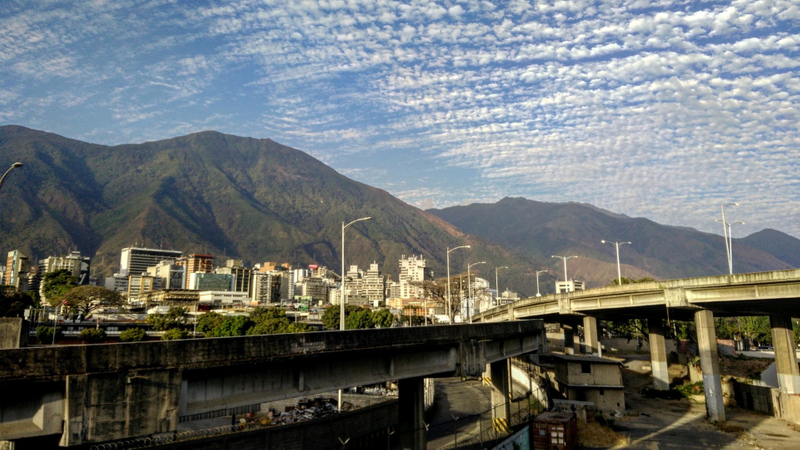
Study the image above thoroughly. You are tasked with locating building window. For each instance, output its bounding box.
[581,362,591,374]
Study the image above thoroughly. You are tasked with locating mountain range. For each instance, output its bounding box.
[1,125,798,297]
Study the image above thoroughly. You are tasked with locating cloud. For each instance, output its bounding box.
[1,0,799,238]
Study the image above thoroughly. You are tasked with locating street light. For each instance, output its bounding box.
[446,245,470,324]
[601,240,632,286]
[339,216,371,413]
[716,219,745,274]
[719,203,738,274]
[495,266,508,305]
[0,162,23,193]
[340,216,372,330]
[467,261,486,321]
[535,270,547,297]
[551,255,578,292]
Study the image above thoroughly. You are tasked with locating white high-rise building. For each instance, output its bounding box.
[398,255,433,299]
[120,247,182,276]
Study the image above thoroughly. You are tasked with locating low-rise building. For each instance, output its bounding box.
[198,291,249,309]
[549,354,625,414]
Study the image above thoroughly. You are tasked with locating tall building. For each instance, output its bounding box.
[120,247,182,276]
[127,274,161,302]
[4,250,29,292]
[39,251,91,285]
[397,255,433,300]
[216,259,252,293]
[251,272,282,304]
[363,262,385,305]
[177,254,214,287]
[146,260,185,290]
[188,272,233,291]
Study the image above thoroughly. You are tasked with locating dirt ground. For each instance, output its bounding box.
[599,358,800,449]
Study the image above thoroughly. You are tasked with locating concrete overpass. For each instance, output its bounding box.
[0,321,544,449]
[475,269,800,423]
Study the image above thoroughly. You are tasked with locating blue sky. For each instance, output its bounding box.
[2,0,799,238]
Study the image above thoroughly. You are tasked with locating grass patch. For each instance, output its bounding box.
[578,420,630,448]
[676,381,705,398]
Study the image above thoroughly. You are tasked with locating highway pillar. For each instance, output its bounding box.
[770,314,800,394]
[648,318,669,391]
[562,324,575,355]
[490,360,511,434]
[397,377,426,450]
[694,309,725,422]
[583,316,599,355]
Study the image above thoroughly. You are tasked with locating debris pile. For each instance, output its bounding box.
[237,397,351,429]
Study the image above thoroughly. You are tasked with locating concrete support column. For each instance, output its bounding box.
[583,316,599,355]
[694,309,725,422]
[648,318,669,391]
[770,314,800,394]
[490,360,511,434]
[397,377,426,450]
[562,324,575,355]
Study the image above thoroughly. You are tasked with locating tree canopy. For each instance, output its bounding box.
[0,285,35,317]
[61,286,122,317]
[42,270,79,306]
[195,308,312,337]
[322,305,396,330]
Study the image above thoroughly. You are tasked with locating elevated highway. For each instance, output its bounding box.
[0,321,544,449]
[475,269,800,424]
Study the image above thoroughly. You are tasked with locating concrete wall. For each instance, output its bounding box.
[0,318,28,349]
[731,381,774,416]
[565,387,625,414]
[556,362,622,388]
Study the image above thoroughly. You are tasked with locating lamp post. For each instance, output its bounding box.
[601,240,632,286]
[0,162,23,193]
[467,261,485,321]
[339,216,371,413]
[446,245,470,324]
[551,255,578,292]
[719,203,738,274]
[716,220,745,274]
[495,266,508,305]
[535,270,547,297]
[340,216,372,331]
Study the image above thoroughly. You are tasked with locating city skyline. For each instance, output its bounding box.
[2,1,799,238]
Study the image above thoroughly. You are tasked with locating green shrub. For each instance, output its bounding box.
[119,328,148,342]
[161,328,189,340]
[78,328,106,343]
[36,326,61,344]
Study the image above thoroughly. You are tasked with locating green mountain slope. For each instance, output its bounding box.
[427,197,796,288]
[0,126,529,286]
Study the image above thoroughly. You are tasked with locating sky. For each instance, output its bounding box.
[2,0,799,239]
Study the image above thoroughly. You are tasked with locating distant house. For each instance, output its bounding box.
[549,354,625,414]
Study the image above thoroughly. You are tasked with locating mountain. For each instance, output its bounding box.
[0,125,531,286]
[740,229,800,268]
[427,197,798,288]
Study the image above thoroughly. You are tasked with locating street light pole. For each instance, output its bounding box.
[0,162,23,193]
[467,261,485,321]
[726,221,745,274]
[446,245,470,324]
[719,203,738,274]
[551,255,578,292]
[535,270,547,297]
[495,266,508,305]
[601,240,632,286]
[339,216,371,413]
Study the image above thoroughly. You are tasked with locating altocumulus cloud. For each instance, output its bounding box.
[0,0,799,237]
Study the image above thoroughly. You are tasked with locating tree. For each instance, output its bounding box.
[61,286,122,317]
[120,328,148,342]
[79,328,106,343]
[0,285,35,317]
[208,316,253,337]
[162,328,189,340]
[345,308,373,329]
[42,270,79,306]
[196,312,225,335]
[321,304,362,330]
[146,306,188,331]
[371,309,395,328]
